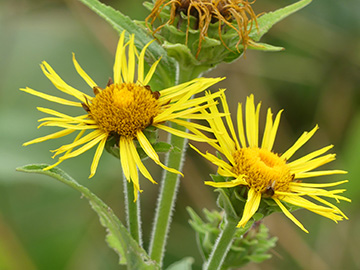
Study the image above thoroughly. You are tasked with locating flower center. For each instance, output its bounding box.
[232,147,294,196]
[89,83,161,138]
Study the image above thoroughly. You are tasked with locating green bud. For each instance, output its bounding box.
[187,207,277,269]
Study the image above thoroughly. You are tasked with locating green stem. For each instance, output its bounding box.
[148,125,187,265]
[123,174,142,246]
[203,219,238,270]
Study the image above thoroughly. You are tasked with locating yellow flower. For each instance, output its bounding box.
[191,93,350,233]
[146,0,258,56]
[21,31,223,200]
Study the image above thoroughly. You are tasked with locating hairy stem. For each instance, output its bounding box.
[148,65,196,265]
[203,219,238,270]
[148,127,187,265]
[123,175,142,246]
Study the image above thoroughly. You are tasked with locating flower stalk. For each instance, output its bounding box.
[123,174,142,246]
[149,65,195,264]
[149,125,187,265]
[204,218,238,270]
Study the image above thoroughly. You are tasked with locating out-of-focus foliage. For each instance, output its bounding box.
[1,0,359,269]
[187,208,277,269]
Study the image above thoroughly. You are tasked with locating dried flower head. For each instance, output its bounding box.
[146,0,258,56]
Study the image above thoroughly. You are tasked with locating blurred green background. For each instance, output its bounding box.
[1,0,359,269]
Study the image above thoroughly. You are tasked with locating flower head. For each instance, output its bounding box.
[21,31,223,200]
[146,0,258,57]
[191,93,350,232]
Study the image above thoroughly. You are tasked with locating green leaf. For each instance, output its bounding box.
[16,164,159,269]
[250,0,312,41]
[209,174,227,183]
[165,257,194,270]
[78,0,176,89]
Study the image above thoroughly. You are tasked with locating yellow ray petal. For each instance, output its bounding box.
[288,145,334,168]
[289,186,348,202]
[281,195,336,213]
[20,87,81,107]
[237,102,247,148]
[38,122,97,130]
[295,170,347,179]
[170,89,223,112]
[291,179,348,188]
[38,117,95,125]
[310,195,349,219]
[40,61,92,102]
[52,130,104,156]
[159,78,202,97]
[36,107,88,120]
[205,176,247,188]
[137,131,182,176]
[72,53,97,88]
[89,137,107,178]
[128,136,157,184]
[207,100,236,163]
[261,108,273,150]
[245,94,260,147]
[281,125,319,161]
[59,133,107,160]
[273,198,309,233]
[237,188,261,228]
[137,39,154,84]
[220,93,240,149]
[217,166,238,178]
[121,41,129,83]
[283,195,346,222]
[178,124,215,147]
[154,124,211,142]
[309,209,345,222]
[126,34,136,83]
[166,110,225,121]
[189,144,234,172]
[170,119,213,133]
[160,78,224,106]
[44,130,86,171]
[23,129,75,146]
[254,102,261,146]
[265,109,282,151]
[125,140,139,193]
[113,31,126,84]
[143,58,161,86]
[289,154,336,174]
[155,104,212,123]
[120,136,131,181]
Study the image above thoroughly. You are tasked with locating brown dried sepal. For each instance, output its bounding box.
[144,85,161,100]
[93,86,103,96]
[152,91,161,100]
[107,77,114,87]
[81,102,90,113]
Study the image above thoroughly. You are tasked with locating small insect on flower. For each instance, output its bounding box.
[146,0,259,57]
[21,31,224,200]
[191,93,350,233]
